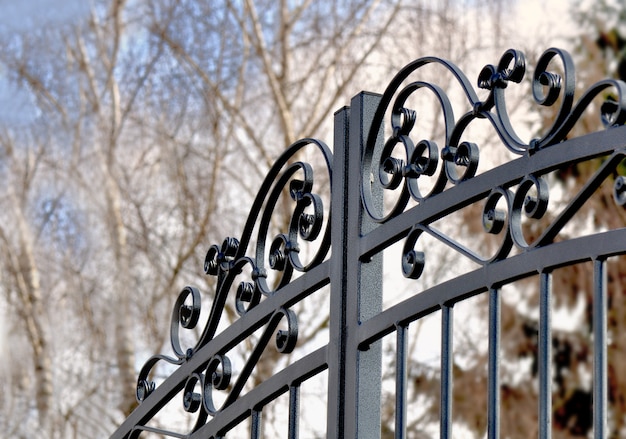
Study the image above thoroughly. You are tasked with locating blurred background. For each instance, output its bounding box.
[1,0,625,437]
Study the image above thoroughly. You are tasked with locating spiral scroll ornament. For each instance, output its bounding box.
[363,48,626,223]
[133,138,332,434]
[366,48,626,280]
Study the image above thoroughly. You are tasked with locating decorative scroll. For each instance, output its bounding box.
[113,47,626,439]
[363,48,626,221]
[360,48,626,278]
[133,138,332,436]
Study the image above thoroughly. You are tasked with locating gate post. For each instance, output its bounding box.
[328,92,383,438]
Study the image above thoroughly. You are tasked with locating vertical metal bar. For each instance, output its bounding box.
[250,409,261,439]
[488,288,500,439]
[289,385,300,439]
[327,104,350,439]
[538,271,552,439]
[441,305,453,439]
[396,324,408,439]
[593,258,608,439]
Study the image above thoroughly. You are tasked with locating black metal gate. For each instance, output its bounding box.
[111,48,626,438]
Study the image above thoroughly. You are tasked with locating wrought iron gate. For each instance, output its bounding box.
[111,48,626,438]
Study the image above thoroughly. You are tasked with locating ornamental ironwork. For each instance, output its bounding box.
[111,48,626,438]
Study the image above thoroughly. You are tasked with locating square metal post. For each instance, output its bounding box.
[327,92,383,438]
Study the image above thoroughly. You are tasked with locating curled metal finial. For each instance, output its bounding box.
[275,308,298,354]
[402,227,426,279]
[510,175,550,249]
[204,237,239,276]
[170,286,202,360]
[202,355,233,415]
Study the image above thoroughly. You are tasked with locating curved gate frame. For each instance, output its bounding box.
[111,48,626,438]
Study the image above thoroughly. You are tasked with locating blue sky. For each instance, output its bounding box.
[0,0,89,30]
[0,0,91,125]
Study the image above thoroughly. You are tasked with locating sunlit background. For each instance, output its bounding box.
[1,0,625,437]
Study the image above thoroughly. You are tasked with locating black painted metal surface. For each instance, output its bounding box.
[111,48,626,438]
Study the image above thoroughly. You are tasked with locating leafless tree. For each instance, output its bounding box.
[0,0,513,437]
